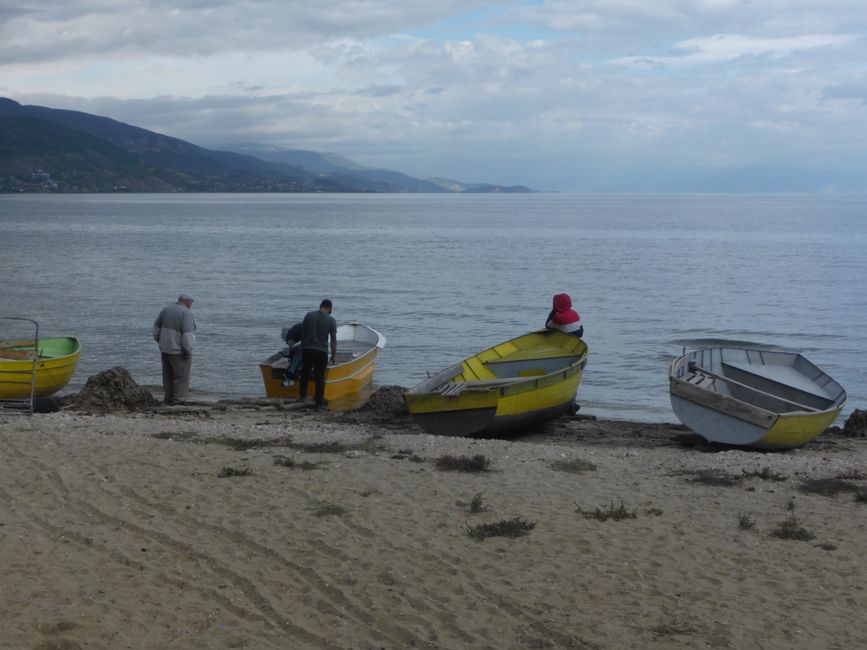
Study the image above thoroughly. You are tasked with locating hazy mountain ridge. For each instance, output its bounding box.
[0,98,532,193]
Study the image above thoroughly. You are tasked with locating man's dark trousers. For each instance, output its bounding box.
[299,349,329,406]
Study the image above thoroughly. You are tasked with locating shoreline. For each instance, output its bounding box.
[2,405,865,649]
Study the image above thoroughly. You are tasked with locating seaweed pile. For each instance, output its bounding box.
[63,367,159,413]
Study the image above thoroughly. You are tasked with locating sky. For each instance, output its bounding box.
[2,1,867,190]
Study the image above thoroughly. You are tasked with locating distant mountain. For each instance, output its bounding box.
[224,143,532,193]
[0,98,534,193]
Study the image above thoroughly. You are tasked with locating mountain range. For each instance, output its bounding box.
[0,98,532,194]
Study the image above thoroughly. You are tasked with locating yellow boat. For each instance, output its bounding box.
[405,329,588,436]
[259,322,386,402]
[0,336,82,399]
[669,347,847,449]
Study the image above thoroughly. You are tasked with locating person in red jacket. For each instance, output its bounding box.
[545,293,583,337]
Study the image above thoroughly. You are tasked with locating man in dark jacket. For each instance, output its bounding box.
[298,299,338,409]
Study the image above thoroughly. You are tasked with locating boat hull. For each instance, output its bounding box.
[259,323,385,402]
[0,337,81,399]
[405,330,588,437]
[669,347,847,449]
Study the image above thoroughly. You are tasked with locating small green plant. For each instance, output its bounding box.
[786,497,797,512]
[742,466,787,482]
[466,517,535,540]
[307,502,347,517]
[645,507,664,516]
[550,458,597,474]
[469,492,488,513]
[854,489,867,504]
[218,466,252,478]
[771,513,815,541]
[359,488,380,497]
[835,469,865,480]
[434,454,490,472]
[816,542,837,551]
[738,512,756,530]
[575,499,637,522]
[273,454,295,467]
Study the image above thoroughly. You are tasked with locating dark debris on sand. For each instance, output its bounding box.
[62,367,159,413]
[336,385,412,427]
[842,409,867,437]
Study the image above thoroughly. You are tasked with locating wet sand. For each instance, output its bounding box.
[1,402,865,649]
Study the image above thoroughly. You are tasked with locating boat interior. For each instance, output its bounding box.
[679,348,844,414]
[266,338,375,368]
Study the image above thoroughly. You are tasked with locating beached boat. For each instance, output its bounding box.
[669,347,847,449]
[0,336,82,399]
[404,329,588,437]
[259,322,386,402]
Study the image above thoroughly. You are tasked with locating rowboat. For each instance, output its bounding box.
[404,329,588,436]
[259,322,386,402]
[669,347,847,449]
[0,336,82,399]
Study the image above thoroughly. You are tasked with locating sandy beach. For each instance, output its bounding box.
[1,395,865,650]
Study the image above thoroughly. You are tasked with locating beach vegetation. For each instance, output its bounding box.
[742,466,787,481]
[575,499,637,522]
[359,488,380,497]
[771,513,815,541]
[391,450,426,463]
[469,492,488,513]
[854,489,867,504]
[152,431,197,441]
[205,435,294,450]
[307,502,347,518]
[434,454,490,472]
[272,454,326,470]
[466,516,535,540]
[834,469,865,480]
[645,507,664,516]
[816,542,837,551]
[217,465,252,477]
[798,477,861,497]
[671,469,742,487]
[550,458,597,474]
[649,622,697,638]
[738,512,756,530]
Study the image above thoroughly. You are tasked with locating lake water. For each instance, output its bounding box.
[1,193,865,423]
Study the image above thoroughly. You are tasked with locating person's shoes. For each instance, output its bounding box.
[281,376,294,388]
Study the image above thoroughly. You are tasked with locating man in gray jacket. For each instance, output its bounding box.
[153,293,196,405]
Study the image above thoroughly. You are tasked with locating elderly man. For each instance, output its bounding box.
[153,292,196,405]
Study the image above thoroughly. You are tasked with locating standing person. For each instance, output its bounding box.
[298,299,338,409]
[153,292,197,405]
[545,293,583,337]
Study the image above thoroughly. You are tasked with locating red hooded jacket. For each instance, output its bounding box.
[546,293,583,336]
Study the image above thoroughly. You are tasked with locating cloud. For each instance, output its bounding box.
[4,1,867,188]
[613,33,856,67]
[0,1,495,63]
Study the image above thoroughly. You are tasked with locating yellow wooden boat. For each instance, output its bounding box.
[669,347,847,449]
[0,336,82,399]
[259,322,386,402]
[405,329,588,436]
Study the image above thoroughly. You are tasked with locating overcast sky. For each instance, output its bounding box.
[2,1,867,189]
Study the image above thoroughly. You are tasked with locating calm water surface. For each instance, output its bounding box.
[1,193,865,423]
